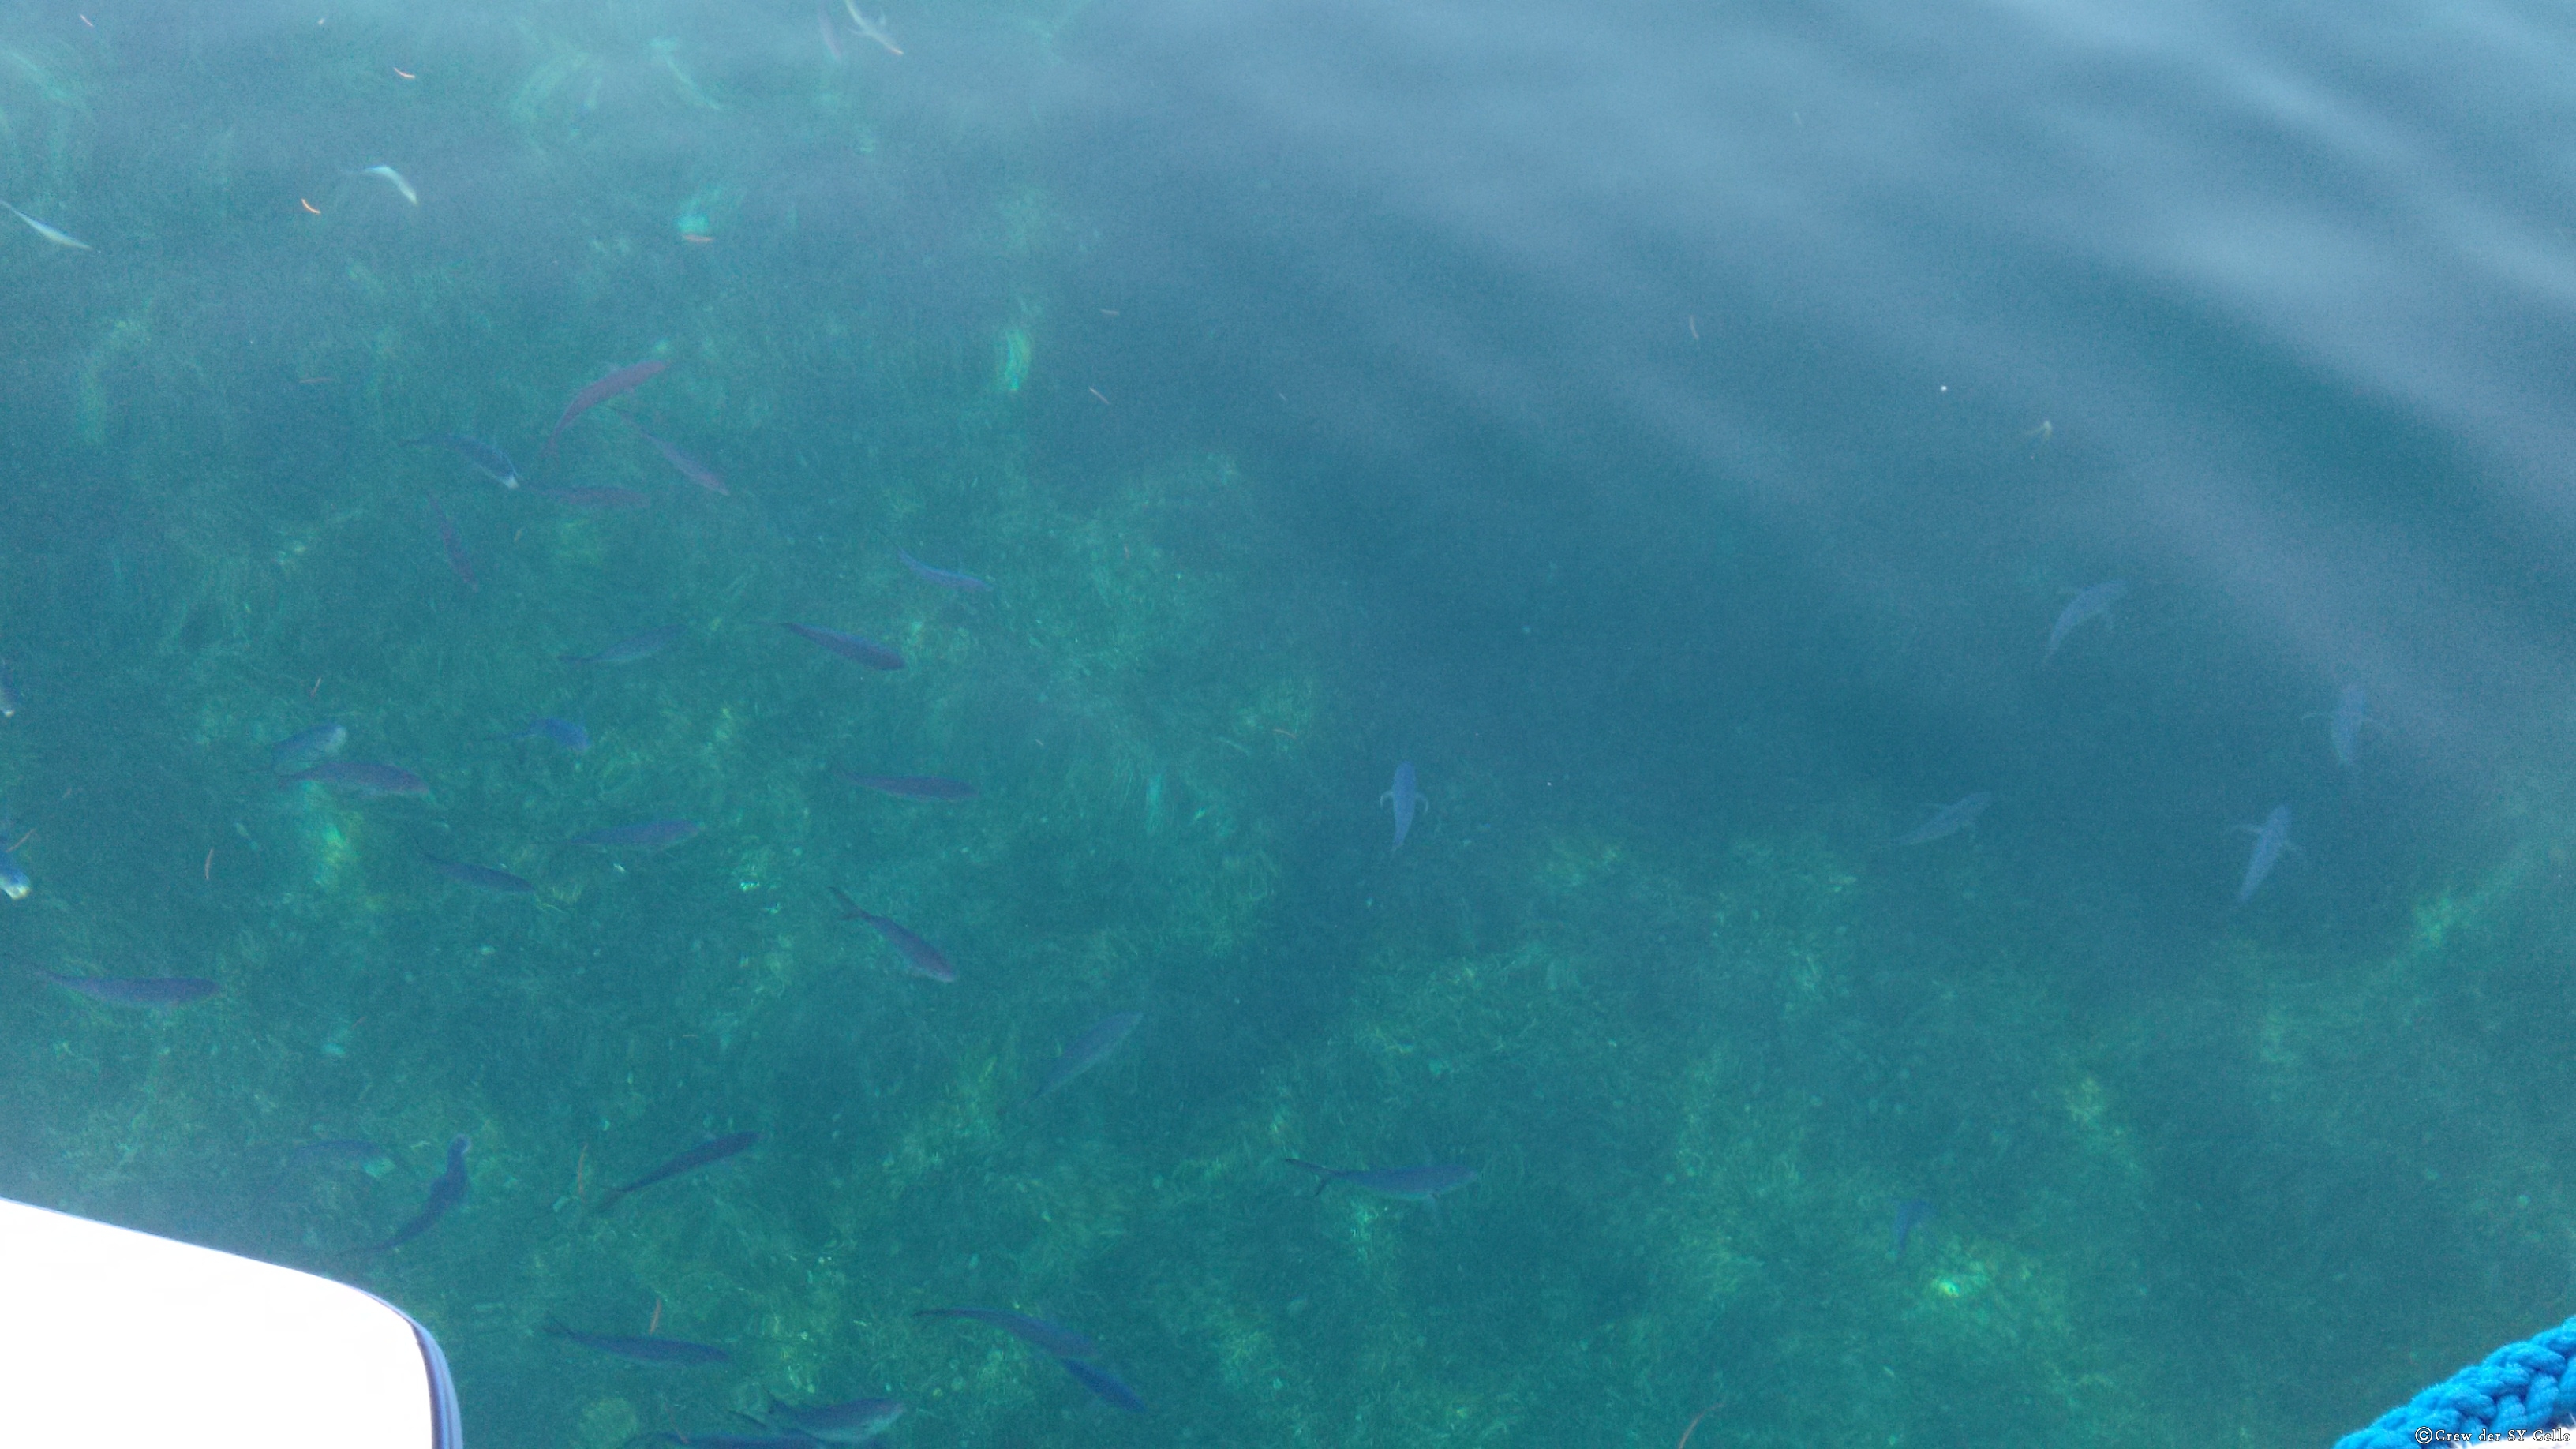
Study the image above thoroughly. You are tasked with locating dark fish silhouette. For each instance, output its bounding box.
[834,771,974,801]
[419,851,535,895]
[1891,1199,1936,1258]
[408,433,520,489]
[543,1319,729,1365]
[496,717,590,752]
[1896,792,1990,848]
[913,1306,1099,1360]
[545,359,668,458]
[571,818,702,851]
[280,761,429,797]
[1286,1159,1478,1203]
[1024,1012,1143,1106]
[898,550,990,591]
[1057,1357,1146,1413]
[620,414,727,496]
[833,891,953,981]
[365,1135,469,1254]
[530,485,653,510]
[1381,762,1426,850]
[777,622,903,671]
[270,721,347,773]
[595,1131,762,1210]
[560,623,682,666]
[764,1396,907,1443]
[36,969,219,1007]
[426,496,477,592]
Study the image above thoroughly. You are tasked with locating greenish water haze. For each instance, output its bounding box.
[5,1,2576,1445]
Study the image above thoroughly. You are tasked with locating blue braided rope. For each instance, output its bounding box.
[2338,1314,2576,1447]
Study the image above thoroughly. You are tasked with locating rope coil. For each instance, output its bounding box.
[2338,1315,2576,1447]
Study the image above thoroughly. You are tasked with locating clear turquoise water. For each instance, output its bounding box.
[2,1,2572,1444]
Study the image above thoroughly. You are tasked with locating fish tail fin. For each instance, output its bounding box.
[830,886,863,919]
[1284,1159,1335,1195]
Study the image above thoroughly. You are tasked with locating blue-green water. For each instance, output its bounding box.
[3,1,2572,1443]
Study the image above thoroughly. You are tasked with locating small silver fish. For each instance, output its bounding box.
[408,434,520,489]
[38,969,219,1007]
[420,851,537,896]
[766,1397,907,1443]
[4,201,90,250]
[282,760,429,797]
[270,721,349,774]
[912,1307,1097,1359]
[897,550,990,591]
[1286,1159,1479,1203]
[2323,685,2368,768]
[1057,1358,1146,1413]
[620,414,727,495]
[778,622,903,670]
[832,890,953,980]
[1380,762,1427,851]
[545,1320,730,1364]
[1024,1011,1144,1106]
[496,717,589,752]
[560,623,683,666]
[2045,579,2128,662]
[362,165,418,205]
[2237,804,2293,903]
[571,818,702,851]
[0,810,29,900]
[1896,792,1991,847]
[841,0,904,53]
